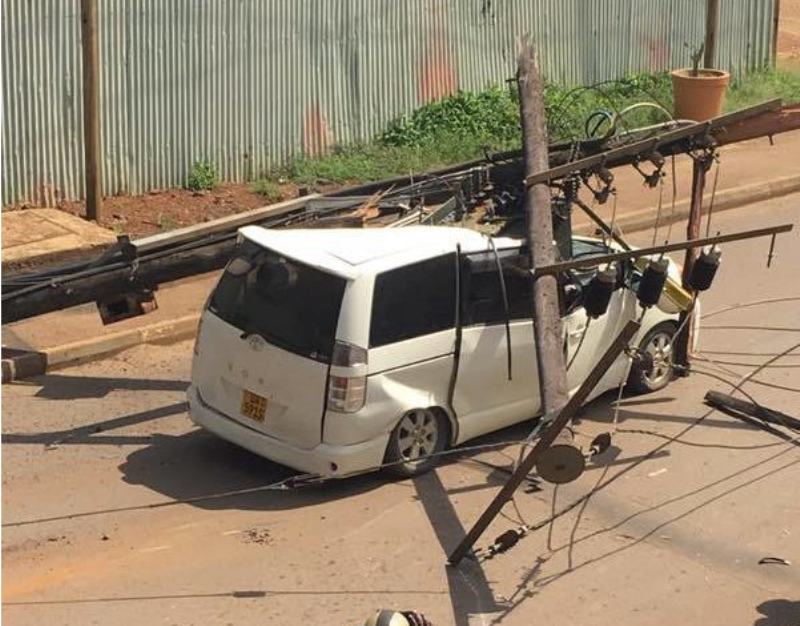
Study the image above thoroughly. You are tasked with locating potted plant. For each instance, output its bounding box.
[671,43,730,122]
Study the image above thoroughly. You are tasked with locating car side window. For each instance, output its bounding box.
[369,254,457,348]
[569,239,614,285]
[461,249,531,325]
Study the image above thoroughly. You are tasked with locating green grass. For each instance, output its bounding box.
[251,178,284,201]
[281,134,507,186]
[271,68,799,187]
[724,68,800,112]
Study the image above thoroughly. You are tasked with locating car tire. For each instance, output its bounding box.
[627,321,678,394]
[384,408,450,478]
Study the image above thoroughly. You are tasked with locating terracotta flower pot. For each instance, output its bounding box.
[671,68,730,122]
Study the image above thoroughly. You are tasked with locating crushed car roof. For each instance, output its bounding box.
[238,225,511,277]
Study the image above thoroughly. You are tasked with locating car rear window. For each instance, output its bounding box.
[209,239,347,362]
[370,254,456,347]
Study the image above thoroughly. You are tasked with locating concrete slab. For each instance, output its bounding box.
[1,208,116,274]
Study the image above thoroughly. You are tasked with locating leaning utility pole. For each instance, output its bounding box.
[674,152,714,370]
[81,0,102,221]
[518,37,579,470]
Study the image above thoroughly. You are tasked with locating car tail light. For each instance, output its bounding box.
[327,341,368,413]
[327,375,367,413]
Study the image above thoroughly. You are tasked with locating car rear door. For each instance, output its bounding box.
[192,239,348,450]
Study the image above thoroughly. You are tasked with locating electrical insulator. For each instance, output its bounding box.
[589,432,612,456]
[637,258,669,308]
[688,246,721,292]
[584,267,617,318]
[491,529,522,554]
[597,167,614,186]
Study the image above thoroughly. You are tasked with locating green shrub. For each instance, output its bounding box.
[186,159,218,191]
[380,85,521,148]
[252,178,283,201]
[378,73,677,150]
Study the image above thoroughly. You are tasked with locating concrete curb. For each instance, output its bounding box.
[2,314,199,383]
[3,173,799,383]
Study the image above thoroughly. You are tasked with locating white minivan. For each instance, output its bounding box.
[188,225,687,478]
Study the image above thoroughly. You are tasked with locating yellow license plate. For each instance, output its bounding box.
[241,389,268,422]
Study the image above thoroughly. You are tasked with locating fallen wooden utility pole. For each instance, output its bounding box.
[521,99,794,189]
[714,103,800,144]
[448,319,641,565]
[517,37,584,485]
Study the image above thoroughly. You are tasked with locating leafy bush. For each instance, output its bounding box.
[543,72,675,141]
[186,159,218,191]
[380,85,521,149]
[378,73,677,151]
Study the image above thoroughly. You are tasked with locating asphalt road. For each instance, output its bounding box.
[3,194,800,626]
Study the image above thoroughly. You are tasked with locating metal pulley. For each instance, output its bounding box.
[688,246,721,291]
[535,430,586,484]
[637,258,669,308]
[584,266,617,318]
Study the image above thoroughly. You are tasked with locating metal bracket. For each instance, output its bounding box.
[632,150,666,188]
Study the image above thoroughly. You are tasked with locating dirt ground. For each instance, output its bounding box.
[2,196,799,626]
[56,182,300,239]
[51,176,348,239]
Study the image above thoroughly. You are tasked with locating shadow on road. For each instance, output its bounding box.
[114,390,679,515]
[119,428,389,512]
[27,373,189,400]
[413,471,502,626]
[754,599,800,626]
[2,402,188,447]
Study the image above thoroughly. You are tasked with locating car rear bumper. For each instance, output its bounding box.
[187,385,388,477]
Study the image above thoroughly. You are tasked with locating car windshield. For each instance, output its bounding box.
[208,239,347,362]
[569,239,616,284]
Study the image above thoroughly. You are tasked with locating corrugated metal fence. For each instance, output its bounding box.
[2,0,776,206]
